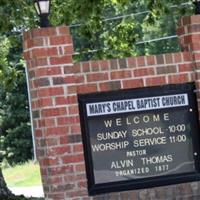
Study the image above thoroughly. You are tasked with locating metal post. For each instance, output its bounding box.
[25,66,37,162]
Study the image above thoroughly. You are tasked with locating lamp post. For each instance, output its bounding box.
[194,0,200,14]
[34,0,51,27]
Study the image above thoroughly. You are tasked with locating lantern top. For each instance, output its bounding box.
[34,0,50,16]
[193,0,200,14]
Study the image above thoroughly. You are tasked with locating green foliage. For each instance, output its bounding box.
[0,0,196,60]
[0,37,32,165]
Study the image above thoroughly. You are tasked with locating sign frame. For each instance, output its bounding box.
[78,82,200,195]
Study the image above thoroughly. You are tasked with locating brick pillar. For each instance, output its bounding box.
[177,15,200,119]
[23,27,82,199]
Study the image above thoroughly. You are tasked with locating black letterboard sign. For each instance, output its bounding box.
[78,83,200,195]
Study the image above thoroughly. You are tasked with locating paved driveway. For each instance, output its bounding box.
[9,186,44,198]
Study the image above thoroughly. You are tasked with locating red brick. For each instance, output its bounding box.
[110,59,118,69]
[137,56,146,67]
[48,165,73,175]
[195,72,200,80]
[188,24,200,33]
[40,158,49,166]
[57,116,80,125]
[127,57,137,68]
[156,54,164,64]
[31,90,38,98]
[36,66,62,76]
[99,60,110,71]
[173,53,182,63]
[63,45,74,55]
[38,118,56,128]
[73,144,83,153]
[67,85,77,94]
[53,77,65,85]
[64,65,77,74]
[168,74,189,84]
[81,62,90,72]
[47,146,70,156]
[156,65,177,74]
[33,78,50,87]
[87,72,109,82]
[35,129,43,137]
[146,76,166,86]
[134,68,154,77]
[193,53,200,61]
[55,95,77,105]
[47,193,65,199]
[99,81,121,91]
[75,164,86,172]
[146,55,156,66]
[45,127,69,136]
[90,60,99,71]
[31,101,37,109]
[111,70,132,79]
[41,107,67,117]
[23,51,31,60]
[26,40,33,49]
[70,125,81,134]
[118,58,127,68]
[32,58,48,67]
[64,76,77,84]
[182,52,192,62]
[31,38,44,47]
[78,180,87,189]
[178,63,194,72]
[190,43,200,51]
[77,84,97,94]
[57,26,70,35]
[59,136,68,145]
[40,157,60,166]
[189,15,200,25]
[50,55,72,65]
[50,35,72,45]
[31,27,57,37]
[62,154,84,163]
[122,79,144,89]
[46,177,63,185]
[184,35,200,44]
[68,105,79,115]
[165,53,173,64]
[32,47,57,58]
[40,168,47,176]
[46,138,59,146]
[76,75,85,83]
[28,69,34,78]
[38,87,64,97]
[67,190,88,198]
[68,96,78,104]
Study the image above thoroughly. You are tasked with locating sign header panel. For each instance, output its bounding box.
[86,94,189,116]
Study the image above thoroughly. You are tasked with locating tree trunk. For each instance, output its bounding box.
[0,167,13,198]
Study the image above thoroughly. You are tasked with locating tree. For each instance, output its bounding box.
[0,37,14,198]
[0,0,195,60]
[0,0,196,198]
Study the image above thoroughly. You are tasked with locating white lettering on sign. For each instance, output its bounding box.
[86,94,188,116]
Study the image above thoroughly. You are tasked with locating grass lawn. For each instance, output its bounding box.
[2,161,42,187]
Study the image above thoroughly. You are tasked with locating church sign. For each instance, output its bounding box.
[78,83,200,195]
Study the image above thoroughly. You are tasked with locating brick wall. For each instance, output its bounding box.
[23,15,200,200]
